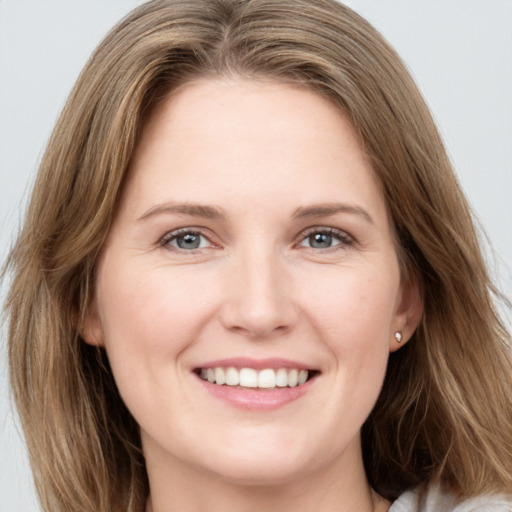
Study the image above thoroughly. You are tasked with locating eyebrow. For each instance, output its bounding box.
[136,201,374,224]
[136,202,226,222]
[292,203,374,224]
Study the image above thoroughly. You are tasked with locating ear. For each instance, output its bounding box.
[81,297,104,347]
[389,270,423,353]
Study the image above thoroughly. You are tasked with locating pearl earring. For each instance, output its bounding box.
[394,331,403,343]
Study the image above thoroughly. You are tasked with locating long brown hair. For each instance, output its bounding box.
[4,1,511,511]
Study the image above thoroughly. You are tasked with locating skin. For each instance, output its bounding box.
[85,79,422,512]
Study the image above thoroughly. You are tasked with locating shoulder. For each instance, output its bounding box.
[389,484,512,512]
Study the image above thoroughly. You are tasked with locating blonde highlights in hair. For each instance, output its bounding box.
[5,1,511,510]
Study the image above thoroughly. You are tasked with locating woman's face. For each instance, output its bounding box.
[85,79,420,485]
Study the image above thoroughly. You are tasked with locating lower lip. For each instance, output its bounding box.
[195,375,315,410]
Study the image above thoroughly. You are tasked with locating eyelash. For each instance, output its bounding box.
[298,226,355,251]
[159,228,214,252]
[159,226,355,253]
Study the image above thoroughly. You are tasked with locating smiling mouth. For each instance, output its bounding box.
[195,367,319,389]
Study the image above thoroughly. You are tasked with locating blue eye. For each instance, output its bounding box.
[162,230,210,251]
[306,232,337,249]
[299,228,352,250]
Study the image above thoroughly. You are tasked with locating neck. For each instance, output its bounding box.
[144,440,391,512]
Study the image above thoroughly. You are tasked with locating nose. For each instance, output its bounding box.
[219,248,299,339]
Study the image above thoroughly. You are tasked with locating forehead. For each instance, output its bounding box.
[134,78,361,161]
[122,78,388,228]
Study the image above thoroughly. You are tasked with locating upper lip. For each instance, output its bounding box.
[194,357,316,371]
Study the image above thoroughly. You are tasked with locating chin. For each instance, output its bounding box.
[190,435,321,487]
[204,456,312,487]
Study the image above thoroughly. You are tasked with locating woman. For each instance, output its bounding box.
[4,1,512,511]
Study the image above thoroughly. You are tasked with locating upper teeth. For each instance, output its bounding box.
[199,367,309,388]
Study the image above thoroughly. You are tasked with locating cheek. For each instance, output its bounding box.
[94,259,218,400]
[98,261,211,346]
[303,266,397,402]
[94,259,221,432]
[304,264,399,344]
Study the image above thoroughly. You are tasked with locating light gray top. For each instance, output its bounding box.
[390,485,512,511]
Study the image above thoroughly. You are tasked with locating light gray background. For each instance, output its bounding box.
[1,1,511,510]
